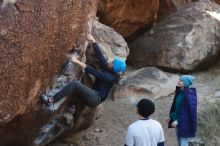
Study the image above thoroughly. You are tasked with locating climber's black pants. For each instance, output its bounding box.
[53,81,101,107]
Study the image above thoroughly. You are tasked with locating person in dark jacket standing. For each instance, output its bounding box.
[165,75,197,146]
[40,33,126,108]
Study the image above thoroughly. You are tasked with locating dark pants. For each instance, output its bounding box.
[53,81,101,107]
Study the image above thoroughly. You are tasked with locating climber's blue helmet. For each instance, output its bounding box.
[180,75,195,87]
[113,57,126,74]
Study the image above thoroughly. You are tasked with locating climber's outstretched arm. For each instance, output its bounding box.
[71,56,86,69]
[87,33,109,70]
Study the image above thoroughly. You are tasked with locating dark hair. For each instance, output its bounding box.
[137,99,155,118]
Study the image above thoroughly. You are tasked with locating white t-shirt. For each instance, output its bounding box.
[125,119,165,146]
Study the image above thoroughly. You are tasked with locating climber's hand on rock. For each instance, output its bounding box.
[71,56,78,63]
[87,33,96,43]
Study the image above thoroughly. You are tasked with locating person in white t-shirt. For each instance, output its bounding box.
[125,98,165,146]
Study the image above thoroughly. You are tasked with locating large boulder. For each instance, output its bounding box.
[0,0,99,146]
[128,0,220,72]
[0,0,97,125]
[97,0,159,40]
[113,67,179,102]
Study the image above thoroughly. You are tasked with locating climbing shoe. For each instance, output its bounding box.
[40,94,54,108]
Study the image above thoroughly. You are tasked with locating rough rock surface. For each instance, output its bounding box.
[128,0,220,72]
[0,0,97,125]
[97,0,159,40]
[113,67,179,101]
[169,0,195,8]
[157,0,197,21]
[0,0,98,146]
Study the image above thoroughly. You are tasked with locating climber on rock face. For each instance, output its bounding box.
[40,33,126,109]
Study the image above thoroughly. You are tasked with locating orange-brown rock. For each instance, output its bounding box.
[0,0,97,126]
[215,0,220,5]
[97,0,159,40]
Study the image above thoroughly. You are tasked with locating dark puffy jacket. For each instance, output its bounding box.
[84,43,117,102]
[169,87,197,138]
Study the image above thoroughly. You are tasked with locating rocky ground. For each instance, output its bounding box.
[48,64,220,146]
